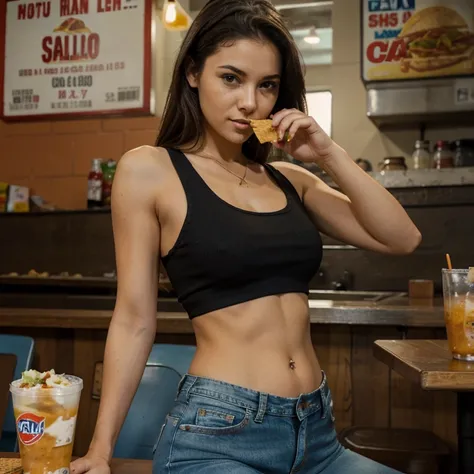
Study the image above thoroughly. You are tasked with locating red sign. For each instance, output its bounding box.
[16,412,46,446]
[1,0,154,120]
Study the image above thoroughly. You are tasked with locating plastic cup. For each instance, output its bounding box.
[10,375,83,474]
[442,269,474,361]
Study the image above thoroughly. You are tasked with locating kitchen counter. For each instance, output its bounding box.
[317,167,474,208]
[370,167,474,189]
[0,294,444,330]
[308,295,443,327]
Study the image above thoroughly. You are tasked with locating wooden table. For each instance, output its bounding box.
[0,453,152,473]
[374,339,474,474]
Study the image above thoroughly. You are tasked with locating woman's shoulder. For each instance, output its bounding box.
[270,161,317,182]
[114,146,175,194]
[269,161,319,199]
[119,145,170,169]
[118,145,175,178]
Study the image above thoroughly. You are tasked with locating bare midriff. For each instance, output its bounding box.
[157,151,322,397]
[188,292,322,397]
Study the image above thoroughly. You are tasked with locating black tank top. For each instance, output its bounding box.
[161,149,323,319]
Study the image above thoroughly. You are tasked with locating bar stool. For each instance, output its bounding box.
[113,343,196,460]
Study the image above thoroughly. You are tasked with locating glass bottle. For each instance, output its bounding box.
[87,159,103,209]
[453,140,474,167]
[102,160,117,208]
[433,141,454,169]
[411,140,431,169]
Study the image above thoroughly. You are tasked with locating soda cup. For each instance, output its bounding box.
[10,370,83,474]
[442,268,474,360]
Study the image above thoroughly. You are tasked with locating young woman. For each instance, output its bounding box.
[71,1,420,473]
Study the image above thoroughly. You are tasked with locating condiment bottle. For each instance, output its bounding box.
[411,140,431,169]
[433,141,454,169]
[102,160,117,207]
[87,158,103,209]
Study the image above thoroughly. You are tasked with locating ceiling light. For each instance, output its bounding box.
[162,0,192,31]
[304,27,321,45]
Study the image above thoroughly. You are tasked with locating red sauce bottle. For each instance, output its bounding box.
[87,159,103,209]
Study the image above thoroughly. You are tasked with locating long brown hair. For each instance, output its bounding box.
[155,0,307,164]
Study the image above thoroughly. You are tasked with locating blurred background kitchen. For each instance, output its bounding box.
[1,1,474,473]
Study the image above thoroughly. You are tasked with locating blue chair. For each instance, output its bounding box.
[113,343,196,460]
[0,334,35,452]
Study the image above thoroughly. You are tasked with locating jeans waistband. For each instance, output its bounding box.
[175,371,331,422]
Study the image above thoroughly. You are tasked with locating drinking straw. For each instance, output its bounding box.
[446,253,453,270]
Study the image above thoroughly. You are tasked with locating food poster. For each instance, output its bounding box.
[362,0,474,82]
[1,0,153,119]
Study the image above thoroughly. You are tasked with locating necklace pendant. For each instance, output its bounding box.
[239,179,248,187]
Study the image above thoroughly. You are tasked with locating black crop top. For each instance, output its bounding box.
[161,149,323,318]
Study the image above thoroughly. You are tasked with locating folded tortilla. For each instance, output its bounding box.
[250,119,279,144]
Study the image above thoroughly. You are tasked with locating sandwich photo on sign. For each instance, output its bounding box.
[362,1,474,81]
[398,6,474,73]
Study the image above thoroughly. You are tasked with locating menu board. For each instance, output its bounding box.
[1,0,153,120]
[361,0,474,82]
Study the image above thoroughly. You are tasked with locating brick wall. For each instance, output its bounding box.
[0,116,160,209]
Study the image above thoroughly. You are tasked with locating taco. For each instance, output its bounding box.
[53,17,91,34]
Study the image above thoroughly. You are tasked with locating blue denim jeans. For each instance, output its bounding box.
[153,372,401,473]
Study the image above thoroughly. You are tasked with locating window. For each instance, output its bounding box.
[306,90,332,137]
[268,90,333,164]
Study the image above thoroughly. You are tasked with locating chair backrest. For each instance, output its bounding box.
[0,335,35,439]
[113,344,196,460]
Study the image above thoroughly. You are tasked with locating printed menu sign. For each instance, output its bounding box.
[362,0,474,82]
[1,0,153,119]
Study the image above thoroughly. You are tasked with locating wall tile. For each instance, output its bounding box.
[102,116,160,132]
[124,130,157,152]
[3,121,52,136]
[74,133,124,175]
[52,120,102,134]
[31,135,76,177]
[30,177,87,210]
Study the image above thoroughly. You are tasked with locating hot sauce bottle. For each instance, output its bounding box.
[87,159,103,209]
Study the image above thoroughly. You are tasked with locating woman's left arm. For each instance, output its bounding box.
[270,109,422,255]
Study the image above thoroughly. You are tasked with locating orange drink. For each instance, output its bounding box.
[442,268,474,360]
[10,369,83,474]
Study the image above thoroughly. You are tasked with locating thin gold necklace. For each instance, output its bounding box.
[196,153,249,186]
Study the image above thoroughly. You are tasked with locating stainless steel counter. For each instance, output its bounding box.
[308,299,443,327]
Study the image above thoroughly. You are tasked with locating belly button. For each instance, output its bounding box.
[289,358,296,370]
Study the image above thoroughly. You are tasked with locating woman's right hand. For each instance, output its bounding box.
[70,453,111,474]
